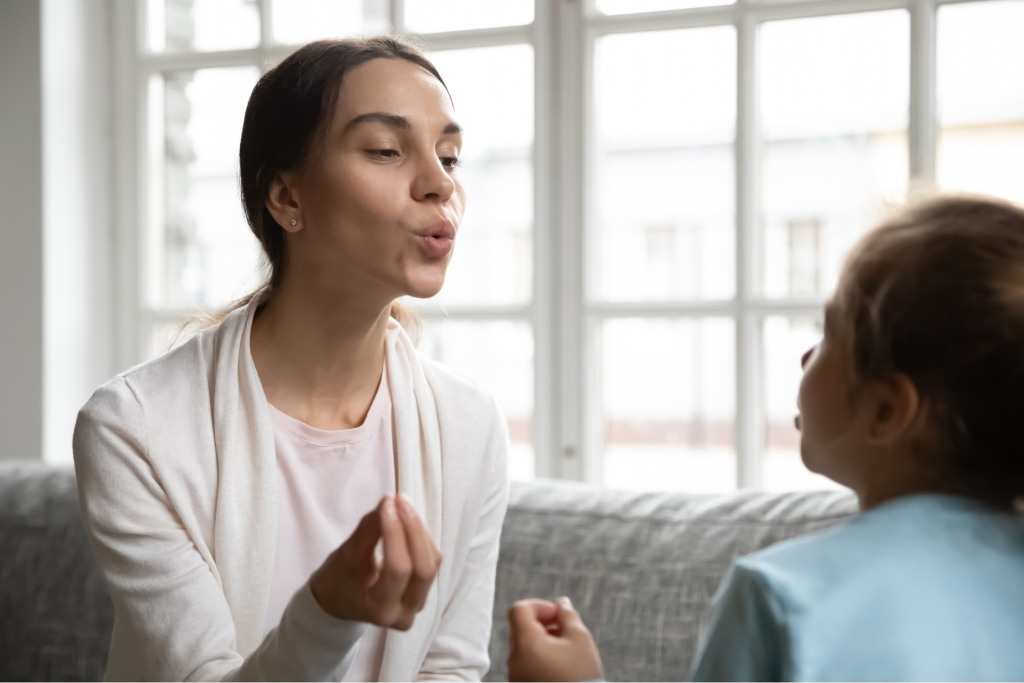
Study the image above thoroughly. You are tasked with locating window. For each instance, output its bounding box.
[117,0,1024,492]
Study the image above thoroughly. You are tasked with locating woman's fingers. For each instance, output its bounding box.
[369,496,413,612]
[396,494,441,612]
[343,502,383,567]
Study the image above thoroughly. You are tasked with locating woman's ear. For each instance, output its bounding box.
[866,374,920,445]
[266,171,303,233]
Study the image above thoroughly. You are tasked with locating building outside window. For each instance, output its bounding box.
[118,0,1024,493]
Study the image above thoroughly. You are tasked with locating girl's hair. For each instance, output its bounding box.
[833,195,1024,506]
[207,35,447,340]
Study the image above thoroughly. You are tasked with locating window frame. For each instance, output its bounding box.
[112,0,991,491]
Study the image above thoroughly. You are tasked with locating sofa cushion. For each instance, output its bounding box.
[0,462,112,681]
[485,479,856,682]
[0,463,854,682]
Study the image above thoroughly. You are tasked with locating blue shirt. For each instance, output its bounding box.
[690,495,1024,681]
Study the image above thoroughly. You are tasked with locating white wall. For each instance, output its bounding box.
[0,0,115,463]
[42,0,114,464]
[0,0,44,462]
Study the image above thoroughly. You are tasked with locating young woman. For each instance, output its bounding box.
[74,37,510,681]
[507,196,1024,682]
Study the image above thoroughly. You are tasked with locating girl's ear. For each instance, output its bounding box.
[266,171,303,233]
[866,374,920,445]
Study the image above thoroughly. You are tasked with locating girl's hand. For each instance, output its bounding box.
[507,597,605,682]
[309,494,442,630]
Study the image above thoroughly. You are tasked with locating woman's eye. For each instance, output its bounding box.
[440,156,460,170]
[369,149,400,160]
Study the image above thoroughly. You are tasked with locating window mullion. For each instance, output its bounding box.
[258,0,273,64]
[549,0,589,482]
[909,0,938,186]
[116,1,143,371]
[532,0,555,480]
[391,0,406,32]
[735,9,762,489]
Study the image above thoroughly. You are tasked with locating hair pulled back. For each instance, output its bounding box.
[834,196,1024,507]
[230,35,447,338]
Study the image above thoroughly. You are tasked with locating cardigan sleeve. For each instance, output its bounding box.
[74,378,366,682]
[415,404,511,681]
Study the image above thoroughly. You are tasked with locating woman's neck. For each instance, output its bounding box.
[249,277,394,431]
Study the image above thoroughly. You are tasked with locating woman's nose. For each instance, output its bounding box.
[413,156,456,203]
[800,346,816,370]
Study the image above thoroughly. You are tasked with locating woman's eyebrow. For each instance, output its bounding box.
[344,112,410,133]
[343,112,464,137]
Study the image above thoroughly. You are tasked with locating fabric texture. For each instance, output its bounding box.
[266,365,396,682]
[691,494,1024,682]
[485,479,856,682]
[71,301,510,681]
[0,462,113,681]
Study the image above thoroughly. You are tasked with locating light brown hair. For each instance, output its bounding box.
[833,195,1024,507]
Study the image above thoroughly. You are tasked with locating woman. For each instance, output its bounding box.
[74,36,510,681]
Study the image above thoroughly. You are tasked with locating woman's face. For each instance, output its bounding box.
[281,57,466,302]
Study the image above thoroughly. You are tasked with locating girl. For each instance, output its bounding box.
[74,37,509,681]
[507,196,1024,682]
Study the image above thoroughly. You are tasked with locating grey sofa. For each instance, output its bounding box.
[0,461,856,681]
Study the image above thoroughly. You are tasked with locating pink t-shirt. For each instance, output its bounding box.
[264,368,396,682]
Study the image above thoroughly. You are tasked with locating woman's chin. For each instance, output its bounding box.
[400,270,448,300]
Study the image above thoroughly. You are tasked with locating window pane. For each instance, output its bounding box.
[937,0,1024,204]
[404,0,533,33]
[146,0,260,53]
[762,316,844,491]
[270,0,390,45]
[418,320,535,481]
[601,317,735,493]
[597,0,733,14]
[147,67,263,310]
[594,27,736,303]
[424,45,533,307]
[760,11,909,298]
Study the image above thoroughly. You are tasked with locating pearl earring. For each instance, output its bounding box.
[290,219,297,226]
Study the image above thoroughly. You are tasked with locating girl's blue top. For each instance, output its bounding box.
[690,494,1024,682]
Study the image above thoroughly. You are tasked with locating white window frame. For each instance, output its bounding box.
[113,0,989,490]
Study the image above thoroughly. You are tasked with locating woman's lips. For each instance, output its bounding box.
[414,219,456,258]
[416,234,454,258]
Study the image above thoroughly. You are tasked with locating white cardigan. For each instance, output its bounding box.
[73,303,510,681]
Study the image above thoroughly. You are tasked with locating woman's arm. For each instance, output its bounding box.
[74,378,438,681]
[689,562,787,682]
[415,405,511,681]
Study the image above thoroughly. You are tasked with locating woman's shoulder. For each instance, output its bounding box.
[78,316,236,435]
[417,353,503,419]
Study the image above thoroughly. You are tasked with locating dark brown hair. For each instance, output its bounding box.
[216,35,447,336]
[833,195,1024,506]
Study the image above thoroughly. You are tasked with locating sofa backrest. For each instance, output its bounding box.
[486,479,856,682]
[0,462,112,681]
[0,463,855,682]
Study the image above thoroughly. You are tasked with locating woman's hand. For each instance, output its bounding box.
[310,494,442,630]
[507,597,605,682]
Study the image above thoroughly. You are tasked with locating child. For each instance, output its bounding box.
[507,196,1024,682]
